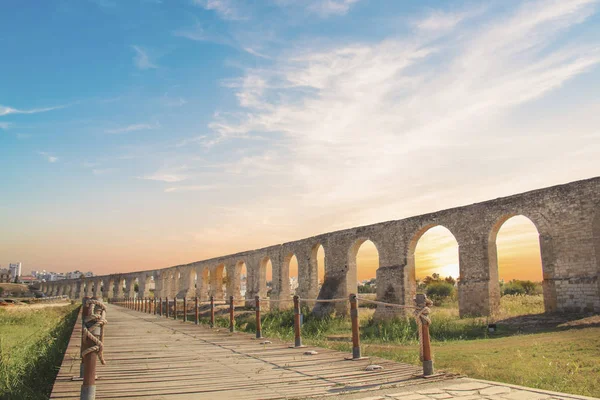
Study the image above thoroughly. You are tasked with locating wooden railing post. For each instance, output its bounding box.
[210,296,215,328]
[165,297,169,319]
[416,293,434,376]
[158,297,162,316]
[348,294,363,360]
[194,297,199,325]
[255,296,263,339]
[293,295,303,348]
[183,298,187,323]
[229,295,235,333]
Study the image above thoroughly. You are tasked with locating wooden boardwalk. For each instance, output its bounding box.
[50,304,453,399]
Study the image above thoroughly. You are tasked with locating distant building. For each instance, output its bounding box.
[19,275,37,285]
[0,268,11,283]
[9,263,22,279]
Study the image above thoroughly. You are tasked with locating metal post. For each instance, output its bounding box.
[229,295,235,332]
[255,296,263,339]
[210,296,215,328]
[165,297,169,318]
[183,298,187,323]
[80,297,102,400]
[416,293,434,376]
[349,294,362,360]
[293,295,303,348]
[194,297,199,325]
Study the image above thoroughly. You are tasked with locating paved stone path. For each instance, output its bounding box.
[50,305,597,400]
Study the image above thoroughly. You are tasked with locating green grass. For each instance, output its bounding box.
[0,304,80,400]
[189,295,598,398]
[330,327,600,398]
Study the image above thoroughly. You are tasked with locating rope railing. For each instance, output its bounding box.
[80,297,108,400]
[113,292,436,377]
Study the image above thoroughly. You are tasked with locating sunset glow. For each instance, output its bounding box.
[1,1,598,280]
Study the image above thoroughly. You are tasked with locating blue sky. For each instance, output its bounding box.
[1,0,599,274]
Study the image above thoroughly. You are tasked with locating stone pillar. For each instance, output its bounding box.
[212,266,224,300]
[182,268,195,299]
[125,277,135,299]
[457,232,498,317]
[312,238,353,317]
[114,278,124,299]
[196,267,209,301]
[137,273,151,298]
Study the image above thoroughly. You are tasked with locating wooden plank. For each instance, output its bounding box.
[50,304,453,399]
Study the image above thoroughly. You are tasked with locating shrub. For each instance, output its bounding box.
[426,282,455,303]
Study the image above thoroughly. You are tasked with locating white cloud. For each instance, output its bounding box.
[105,122,159,134]
[192,0,248,20]
[0,104,65,117]
[139,166,189,183]
[305,0,360,17]
[0,122,10,130]
[132,45,158,70]
[200,0,600,232]
[38,152,58,163]
[92,168,117,176]
[164,185,217,193]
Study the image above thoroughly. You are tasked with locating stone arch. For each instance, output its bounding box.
[200,268,210,299]
[348,238,381,296]
[309,243,326,299]
[282,252,299,298]
[489,213,556,312]
[234,261,248,300]
[259,256,273,298]
[214,264,226,300]
[406,224,460,304]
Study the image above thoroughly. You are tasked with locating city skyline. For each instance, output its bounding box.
[1,1,599,278]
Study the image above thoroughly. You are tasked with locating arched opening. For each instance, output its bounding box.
[260,257,273,298]
[215,264,226,300]
[288,254,299,296]
[134,277,140,298]
[409,225,459,305]
[351,239,379,295]
[490,215,545,315]
[201,268,210,299]
[310,244,326,298]
[235,261,247,298]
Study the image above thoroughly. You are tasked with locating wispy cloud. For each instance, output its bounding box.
[0,104,65,117]
[164,185,217,193]
[38,151,59,163]
[132,45,158,70]
[305,0,361,17]
[0,122,10,130]
[199,0,600,231]
[274,0,361,17]
[192,0,248,21]
[92,168,117,176]
[138,166,189,183]
[105,122,160,134]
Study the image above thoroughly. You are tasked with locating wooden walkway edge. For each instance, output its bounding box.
[50,304,453,399]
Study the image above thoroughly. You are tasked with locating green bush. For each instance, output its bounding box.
[426,282,455,302]
[501,280,542,296]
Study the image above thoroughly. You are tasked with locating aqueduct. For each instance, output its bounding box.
[41,177,600,317]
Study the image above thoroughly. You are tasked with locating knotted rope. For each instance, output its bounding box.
[81,299,108,365]
[414,297,432,362]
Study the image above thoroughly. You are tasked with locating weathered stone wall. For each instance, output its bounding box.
[46,177,600,316]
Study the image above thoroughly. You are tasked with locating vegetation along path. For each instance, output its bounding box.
[50,305,598,399]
